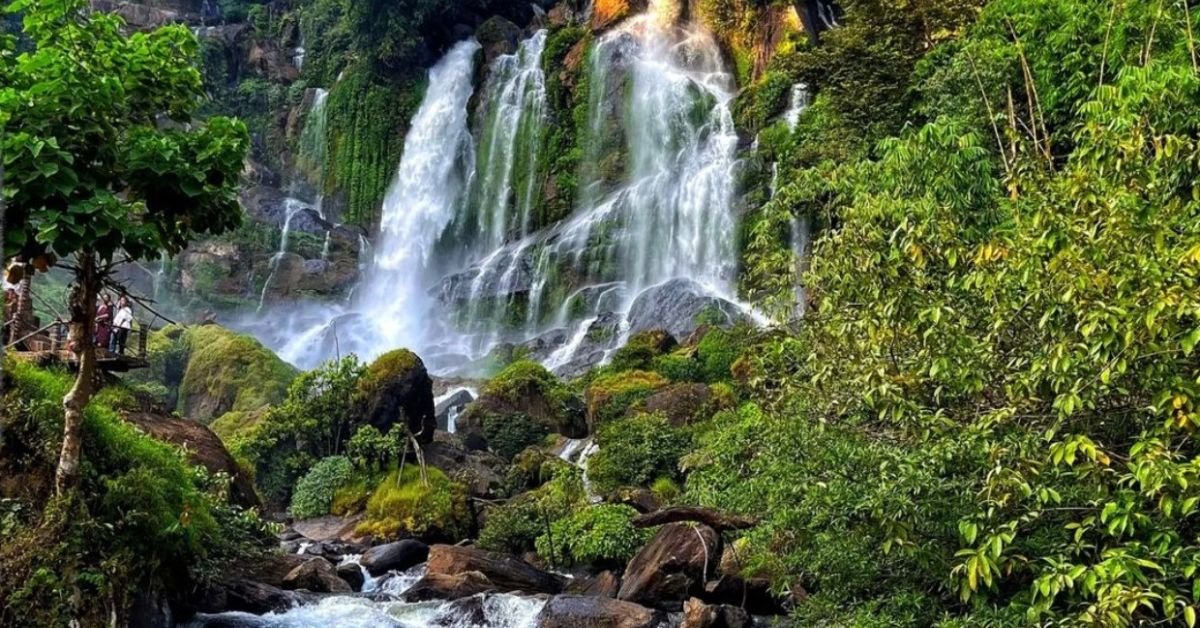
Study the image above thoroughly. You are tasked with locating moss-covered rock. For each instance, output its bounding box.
[610,329,678,371]
[168,324,296,424]
[695,327,744,383]
[632,382,713,426]
[585,370,668,429]
[356,349,437,443]
[357,465,470,542]
[459,361,587,451]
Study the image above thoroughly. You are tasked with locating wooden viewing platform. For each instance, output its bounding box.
[5,320,151,372]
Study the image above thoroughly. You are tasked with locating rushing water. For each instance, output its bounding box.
[252,0,745,373]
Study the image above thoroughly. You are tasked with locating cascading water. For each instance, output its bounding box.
[269,40,481,368]
[255,1,747,373]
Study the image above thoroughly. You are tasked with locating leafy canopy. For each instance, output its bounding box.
[1,0,248,262]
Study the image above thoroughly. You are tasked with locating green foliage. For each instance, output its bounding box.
[649,476,681,505]
[483,359,581,429]
[1,0,248,263]
[585,370,668,426]
[610,329,678,371]
[359,465,469,540]
[534,504,648,568]
[0,360,271,627]
[588,413,691,494]
[705,0,1200,623]
[345,424,402,473]
[650,350,704,382]
[289,455,356,519]
[482,413,551,461]
[238,356,365,507]
[695,327,745,383]
[477,462,584,555]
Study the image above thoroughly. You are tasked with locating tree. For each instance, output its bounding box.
[0,0,248,494]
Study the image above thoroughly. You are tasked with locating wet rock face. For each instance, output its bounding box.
[476,16,522,64]
[281,558,352,593]
[426,545,567,594]
[681,597,751,628]
[359,540,431,577]
[534,594,665,628]
[626,279,745,340]
[617,523,721,611]
[402,571,497,602]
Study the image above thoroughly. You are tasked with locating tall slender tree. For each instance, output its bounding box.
[0,0,248,493]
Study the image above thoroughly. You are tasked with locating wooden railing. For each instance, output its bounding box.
[6,319,150,363]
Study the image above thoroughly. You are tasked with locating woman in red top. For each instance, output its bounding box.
[94,293,113,350]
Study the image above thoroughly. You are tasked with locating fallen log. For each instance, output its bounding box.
[630,507,757,532]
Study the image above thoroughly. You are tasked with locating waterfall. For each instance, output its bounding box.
[461,30,548,251]
[252,8,746,372]
[270,40,481,368]
[784,82,810,131]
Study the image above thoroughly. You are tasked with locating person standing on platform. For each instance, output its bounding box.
[110,296,133,355]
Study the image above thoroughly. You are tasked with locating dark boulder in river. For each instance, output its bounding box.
[360,539,431,576]
[534,594,666,628]
[427,544,567,594]
[617,523,721,611]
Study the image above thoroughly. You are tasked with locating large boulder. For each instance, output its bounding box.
[426,545,566,594]
[617,523,721,611]
[633,383,712,426]
[535,594,665,628]
[476,16,521,63]
[281,557,352,593]
[169,324,296,423]
[626,279,745,341]
[356,349,437,443]
[458,360,587,457]
[359,539,430,577]
[401,571,496,602]
[681,598,750,628]
[122,410,260,510]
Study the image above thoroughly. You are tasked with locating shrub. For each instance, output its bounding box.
[650,350,704,382]
[588,413,691,493]
[0,360,273,627]
[478,463,586,554]
[610,330,678,371]
[485,360,576,416]
[585,370,669,426]
[358,466,469,540]
[650,476,681,505]
[483,413,551,460]
[535,504,649,568]
[695,327,743,382]
[239,355,365,507]
[290,456,355,519]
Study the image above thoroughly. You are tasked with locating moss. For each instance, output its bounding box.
[357,466,470,541]
[611,329,678,371]
[177,325,296,423]
[651,349,704,382]
[708,382,738,412]
[330,477,372,516]
[474,360,583,436]
[0,360,272,627]
[585,370,669,426]
[357,348,421,398]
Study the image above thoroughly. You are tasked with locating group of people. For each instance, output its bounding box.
[96,293,134,354]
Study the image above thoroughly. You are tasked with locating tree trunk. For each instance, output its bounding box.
[56,253,98,495]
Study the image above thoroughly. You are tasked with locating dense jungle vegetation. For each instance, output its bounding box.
[4,0,1200,625]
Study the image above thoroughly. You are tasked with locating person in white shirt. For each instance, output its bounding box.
[110,296,134,354]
